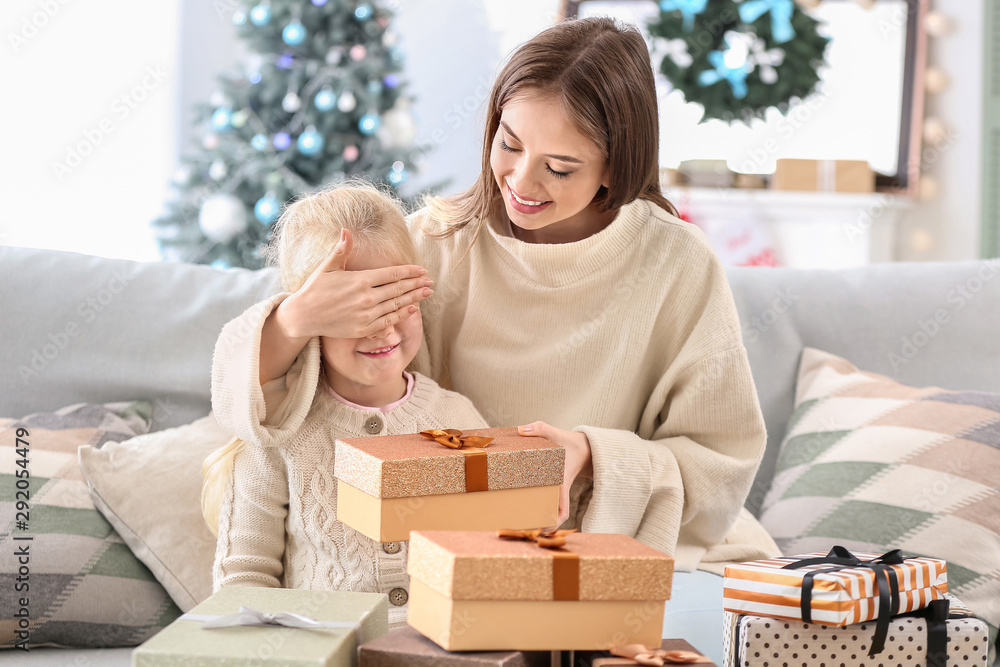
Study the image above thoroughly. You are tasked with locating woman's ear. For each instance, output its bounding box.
[601,163,610,189]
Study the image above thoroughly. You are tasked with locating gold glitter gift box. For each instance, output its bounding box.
[405,530,674,651]
[333,427,565,542]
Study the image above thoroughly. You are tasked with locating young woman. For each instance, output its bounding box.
[248,17,779,660]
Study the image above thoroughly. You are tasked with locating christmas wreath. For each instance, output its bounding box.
[648,0,830,123]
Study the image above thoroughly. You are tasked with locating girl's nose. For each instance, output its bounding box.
[367,323,394,339]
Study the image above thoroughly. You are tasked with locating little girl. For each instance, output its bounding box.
[201,181,490,630]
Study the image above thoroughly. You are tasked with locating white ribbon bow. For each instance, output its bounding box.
[180,606,366,645]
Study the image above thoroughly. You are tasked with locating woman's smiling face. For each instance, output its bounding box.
[490,93,613,243]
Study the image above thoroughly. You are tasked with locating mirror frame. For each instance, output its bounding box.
[560,0,928,195]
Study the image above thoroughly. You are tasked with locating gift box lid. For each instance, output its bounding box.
[334,426,565,499]
[133,586,389,665]
[407,530,673,602]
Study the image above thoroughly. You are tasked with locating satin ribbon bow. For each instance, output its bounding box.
[698,49,750,99]
[497,527,577,549]
[738,0,796,44]
[179,606,365,644]
[658,0,709,32]
[608,643,714,665]
[419,428,494,450]
[781,545,906,658]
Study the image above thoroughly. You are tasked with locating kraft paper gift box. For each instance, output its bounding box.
[358,625,556,666]
[334,427,564,543]
[723,546,948,660]
[132,586,388,667]
[405,529,674,652]
[771,158,875,193]
[722,595,990,667]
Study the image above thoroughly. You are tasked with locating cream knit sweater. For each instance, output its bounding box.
[406,198,779,573]
[210,295,489,630]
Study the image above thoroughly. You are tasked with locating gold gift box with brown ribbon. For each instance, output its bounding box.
[333,427,564,543]
[406,529,674,651]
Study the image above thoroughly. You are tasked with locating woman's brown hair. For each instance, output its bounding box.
[421,16,676,244]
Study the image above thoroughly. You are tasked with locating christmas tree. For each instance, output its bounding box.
[155,0,420,269]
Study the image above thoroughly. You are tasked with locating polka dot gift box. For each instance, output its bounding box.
[722,594,990,667]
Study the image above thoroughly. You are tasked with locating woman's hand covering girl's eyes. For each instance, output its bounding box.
[279,229,434,340]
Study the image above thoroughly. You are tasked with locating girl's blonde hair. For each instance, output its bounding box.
[421,17,676,250]
[201,179,416,536]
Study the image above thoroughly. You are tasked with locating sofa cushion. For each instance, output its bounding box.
[759,346,1000,658]
[0,401,181,649]
[78,413,230,612]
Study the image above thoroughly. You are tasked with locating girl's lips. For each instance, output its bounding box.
[506,185,554,215]
[358,343,399,358]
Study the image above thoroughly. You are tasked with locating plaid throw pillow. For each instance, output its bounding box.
[759,347,1000,663]
[0,401,182,649]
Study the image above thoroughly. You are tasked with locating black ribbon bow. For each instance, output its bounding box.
[781,545,905,658]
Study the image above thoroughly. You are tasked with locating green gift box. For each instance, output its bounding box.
[132,586,389,667]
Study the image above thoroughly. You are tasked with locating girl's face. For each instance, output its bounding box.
[319,246,422,406]
[490,94,612,243]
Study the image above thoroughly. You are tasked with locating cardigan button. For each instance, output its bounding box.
[382,541,401,554]
[364,415,384,435]
[388,587,408,606]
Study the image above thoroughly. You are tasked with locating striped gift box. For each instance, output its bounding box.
[723,551,948,626]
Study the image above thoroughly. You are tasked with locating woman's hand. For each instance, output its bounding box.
[277,228,434,340]
[517,421,594,528]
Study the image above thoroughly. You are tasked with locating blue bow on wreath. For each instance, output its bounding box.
[698,49,750,99]
[738,0,796,44]
[659,0,709,32]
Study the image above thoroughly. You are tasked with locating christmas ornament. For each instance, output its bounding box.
[282,91,302,112]
[377,100,417,148]
[350,44,367,61]
[383,31,398,47]
[232,10,247,26]
[208,159,228,181]
[314,87,336,111]
[312,0,327,5]
[230,109,248,128]
[388,168,407,185]
[249,71,263,84]
[388,46,405,64]
[297,127,325,156]
[925,67,950,94]
[367,80,383,95]
[210,91,228,107]
[254,194,281,225]
[343,145,360,162]
[249,2,272,26]
[276,52,294,69]
[383,73,401,89]
[251,134,268,151]
[358,113,381,135]
[354,4,373,21]
[211,107,233,131]
[211,259,231,270]
[203,134,220,150]
[282,20,307,46]
[337,89,357,112]
[739,0,796,44]
[273,132,292,150]
[199,193,247,243]
[658,0,708,32]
